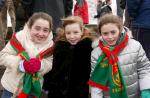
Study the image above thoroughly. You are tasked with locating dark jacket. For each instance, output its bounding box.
[127,0,150,29]
[44,38,92,98]
[21,0,73,33]
[0,0,4,10]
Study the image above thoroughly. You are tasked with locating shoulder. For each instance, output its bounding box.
[76,38,93,50]
[80,38,92,45]
[120,38,142,55]
[128,38,141,49]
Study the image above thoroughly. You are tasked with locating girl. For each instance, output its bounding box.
[88,14,150,98]
[0,12,54,98]
[44,16,93,98]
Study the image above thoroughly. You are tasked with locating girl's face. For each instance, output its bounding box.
[65,23,83,45]
[101,23,120,46]
[30,18,50,44]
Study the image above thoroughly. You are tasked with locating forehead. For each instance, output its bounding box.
[101,23,119,32]
[32,18,49,28]
[65,23,81,30]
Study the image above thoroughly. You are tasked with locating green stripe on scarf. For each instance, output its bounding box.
[89,33,129,98]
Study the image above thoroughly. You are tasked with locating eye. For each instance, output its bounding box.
[102,32,108,36]
[43,28,49,33]
[110,30,116,35]
[74,31,79,34]
[34,26,41,31]
[65,31,71,35]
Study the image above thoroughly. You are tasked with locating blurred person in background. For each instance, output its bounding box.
[126,0,150,60]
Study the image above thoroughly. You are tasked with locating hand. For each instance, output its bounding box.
[30,58,41,73]
[23,58,41,74]
[141,89,150,98]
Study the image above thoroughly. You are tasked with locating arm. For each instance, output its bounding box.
[0,42,21,71]
[91,87,103,98]
[90,48,103,97]
[126,0,141,18]
[38,55,53,76]
[137,43,150,90]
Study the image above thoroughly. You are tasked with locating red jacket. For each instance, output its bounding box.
[74,0,89,24]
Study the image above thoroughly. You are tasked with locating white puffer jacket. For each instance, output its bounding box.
[90,28,150,98]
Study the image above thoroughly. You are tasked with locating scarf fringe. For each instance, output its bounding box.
[18,91,37,98]
[18,91,28,98]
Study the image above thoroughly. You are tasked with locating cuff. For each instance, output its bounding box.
[140,75,150,90]
[18,60,25,73]
[91,87,103,98]
[39,61,44,72]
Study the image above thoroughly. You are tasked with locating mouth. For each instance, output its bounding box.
[107,40,116,45]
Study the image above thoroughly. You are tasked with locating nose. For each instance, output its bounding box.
[39,30,44,36]
[70,33,75,38]
[108,33,113,39]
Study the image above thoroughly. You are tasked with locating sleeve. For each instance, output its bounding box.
[91,48,101,75]
[90,48,103,97]
[137,44,150,90]
[38,55,53,77]
[0,42,21,71]
[91,86,103,98]
[126,0,142,18]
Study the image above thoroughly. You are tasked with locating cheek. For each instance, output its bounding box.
[44,33,50,38]
[101,35,108,40]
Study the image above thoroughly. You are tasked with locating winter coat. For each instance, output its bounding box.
[90,28,150,98]
[0,25,54,96]
[44,38,93,98]
[74,0,89,24]
[127,0,150,29]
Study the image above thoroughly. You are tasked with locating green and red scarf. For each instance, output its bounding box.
[10,34,54,98]
[88,33,129,98]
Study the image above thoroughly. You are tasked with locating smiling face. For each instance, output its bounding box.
[65,23,83,45]
[101,23,120,46]
[30,18,50,44]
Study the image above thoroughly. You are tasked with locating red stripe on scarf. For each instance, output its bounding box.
[88,80,109,91]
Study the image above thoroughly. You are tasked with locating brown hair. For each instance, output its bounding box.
[27,12,53,31]
[98,13,123,34]
[55,16,94,42]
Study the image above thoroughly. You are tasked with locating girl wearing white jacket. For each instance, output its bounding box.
[0,12,54,98]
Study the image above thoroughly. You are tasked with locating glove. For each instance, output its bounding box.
[141,89,150,98]
[23,58,41,74]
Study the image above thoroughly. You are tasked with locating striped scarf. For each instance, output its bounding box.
[88,33,129,98]
[10,34,53,98]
